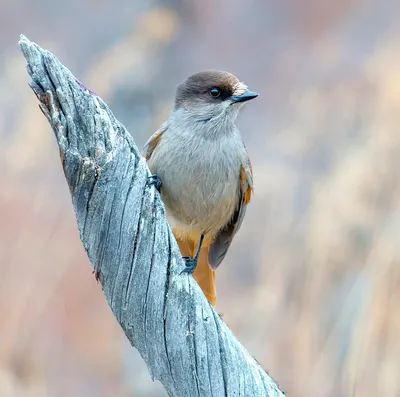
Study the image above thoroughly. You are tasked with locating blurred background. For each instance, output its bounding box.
[1,0,400,396]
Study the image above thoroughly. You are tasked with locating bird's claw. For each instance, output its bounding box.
[181,256,198,274]
[147,174,162,192]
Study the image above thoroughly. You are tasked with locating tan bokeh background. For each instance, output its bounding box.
[1,1,400,396]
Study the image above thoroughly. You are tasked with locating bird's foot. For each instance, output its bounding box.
[180,256,198,274]
[147,174,162,192]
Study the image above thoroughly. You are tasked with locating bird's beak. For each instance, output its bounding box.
[231,90,259,103]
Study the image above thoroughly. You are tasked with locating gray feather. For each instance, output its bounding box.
[208,193,247,270]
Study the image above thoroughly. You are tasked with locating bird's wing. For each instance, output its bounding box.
[143,122,168,160]
[208,157,253,270]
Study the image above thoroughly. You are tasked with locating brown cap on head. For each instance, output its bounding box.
[174,70,258,110]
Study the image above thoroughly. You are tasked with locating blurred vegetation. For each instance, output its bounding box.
[1,0,399,396]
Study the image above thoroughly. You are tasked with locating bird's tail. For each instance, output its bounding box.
[176,237,217,306]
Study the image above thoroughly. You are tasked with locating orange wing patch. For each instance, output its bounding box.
[143,122,168,161]
[240,165,253,205]
[145,132,163,161]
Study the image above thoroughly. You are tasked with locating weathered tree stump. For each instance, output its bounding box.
[19,34,284,397]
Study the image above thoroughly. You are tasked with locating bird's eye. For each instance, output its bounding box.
[209,87,221,98]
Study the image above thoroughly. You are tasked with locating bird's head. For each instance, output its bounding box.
[173,70,258,126]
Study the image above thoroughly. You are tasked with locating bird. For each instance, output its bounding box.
[143,70,258,306]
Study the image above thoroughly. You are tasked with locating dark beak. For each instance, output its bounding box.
[231,90,259,103]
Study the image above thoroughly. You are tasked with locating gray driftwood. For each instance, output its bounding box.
[19,34,284,397]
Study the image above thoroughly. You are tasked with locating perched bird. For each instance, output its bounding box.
[144,70,257,306]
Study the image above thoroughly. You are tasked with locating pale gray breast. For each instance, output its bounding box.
[148,125,243,236]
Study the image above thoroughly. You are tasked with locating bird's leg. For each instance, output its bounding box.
[147,174,162,192]
[181,234,205,274]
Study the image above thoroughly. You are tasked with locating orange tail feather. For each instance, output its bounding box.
[176,237,217,306]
